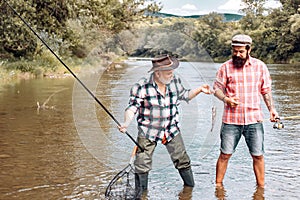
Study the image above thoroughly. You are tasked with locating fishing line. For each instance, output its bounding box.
[3,0,143,151]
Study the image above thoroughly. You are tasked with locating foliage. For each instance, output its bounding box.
[118,0,299,64]
[0,0,299,70]
[181,0,299,63]
[74,0,160,32]
[241,0,266,16]
[0,0,160,59]
[0,0,78,58]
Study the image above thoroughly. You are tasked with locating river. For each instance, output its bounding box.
[0,61,299,200]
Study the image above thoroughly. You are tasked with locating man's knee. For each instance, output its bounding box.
[219,152,232,161]
[251,155,264,161]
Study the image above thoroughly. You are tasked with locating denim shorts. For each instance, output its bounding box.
[220,123,264,156]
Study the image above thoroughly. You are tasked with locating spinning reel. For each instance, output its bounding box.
[273,117,284,129]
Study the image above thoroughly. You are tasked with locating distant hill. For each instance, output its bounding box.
[146,12,244,22]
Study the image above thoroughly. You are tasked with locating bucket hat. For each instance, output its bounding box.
[148,55,179,72]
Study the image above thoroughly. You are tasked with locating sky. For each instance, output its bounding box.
[154,0,282,16]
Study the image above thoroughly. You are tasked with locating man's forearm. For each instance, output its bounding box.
[188,87,202,100]
[188,84,211,100]
[214,88,227,102]
[262,92,275,111]
[123,109,135,127]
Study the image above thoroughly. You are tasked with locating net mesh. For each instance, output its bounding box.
[105,158,139,199]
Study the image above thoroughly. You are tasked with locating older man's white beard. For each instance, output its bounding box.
[158,76,172,85]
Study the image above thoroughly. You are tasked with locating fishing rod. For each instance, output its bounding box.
[3,0,143,151]
[280,115,300,120]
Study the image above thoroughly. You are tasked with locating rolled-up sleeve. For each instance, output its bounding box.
[126,83,142,114]
[175,77,191,102]
[213,64,227,92]
[260,64,272,95]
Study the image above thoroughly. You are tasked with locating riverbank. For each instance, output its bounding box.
[0,65,76,90]
[0,58,126,90]
[1,56,298,91]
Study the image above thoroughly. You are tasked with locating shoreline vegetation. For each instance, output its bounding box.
[0,52,128,89]
[1,1,299,88]
[0,55,295,91]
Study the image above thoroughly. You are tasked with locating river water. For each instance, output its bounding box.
[0,61,299,200]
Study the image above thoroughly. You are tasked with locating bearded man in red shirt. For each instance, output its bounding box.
[213,34,279,188]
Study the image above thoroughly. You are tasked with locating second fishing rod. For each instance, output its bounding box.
[3,0,143,152]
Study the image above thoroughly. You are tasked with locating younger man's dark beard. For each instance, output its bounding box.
[232,55,247,68]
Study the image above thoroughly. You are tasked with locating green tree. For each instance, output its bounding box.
[0,0,160,58]
[238,0,300,62]
[262,0,300,62]
[240,0,266,31]
[242,0,266,15]
[193,13,229,59]
[74,0,160,33]
[0,0,76,58]
[280,0,300,14]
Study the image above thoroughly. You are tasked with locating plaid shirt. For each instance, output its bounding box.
[213,56,272,125]
[126,74,190,143]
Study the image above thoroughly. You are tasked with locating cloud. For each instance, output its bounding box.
[162,8,207,16]
[162,4,208,16]
[218,0,246,13]
[160,3,203,16]
[159,0,282,16]
[218,0,282,13]
[182,4,198,11]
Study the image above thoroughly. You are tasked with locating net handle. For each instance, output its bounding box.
[129,146,138,164]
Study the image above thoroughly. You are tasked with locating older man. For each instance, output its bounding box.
[118,55,211,196]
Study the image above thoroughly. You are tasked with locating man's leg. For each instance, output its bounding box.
[166,133,194,187]
[244,123,265,187]
[134,136,157,194]
[216,123,241,186]
[178,167,195,187]
[252,155,265,187]
[216,152,232,186]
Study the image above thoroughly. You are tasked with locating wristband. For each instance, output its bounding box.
[222,96,227,102]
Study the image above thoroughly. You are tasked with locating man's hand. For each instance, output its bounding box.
[224,96,240,108]
[118,123,128,133]
[118,109,135,133]
[269,109,279,122]
[201,84,212,94]
[188,84,212,99]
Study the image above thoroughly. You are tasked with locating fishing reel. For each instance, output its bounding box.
[273,118,284,129]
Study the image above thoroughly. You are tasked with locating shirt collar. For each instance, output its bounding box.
[149,73,156,86]
[245,55,253,67]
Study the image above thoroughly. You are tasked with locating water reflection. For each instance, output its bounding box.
[214,185,265,200]
[252,186,265,200]
[215,185,227,200]
[178,186,193,200]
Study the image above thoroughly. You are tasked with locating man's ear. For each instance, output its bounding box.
[246,45,251,55]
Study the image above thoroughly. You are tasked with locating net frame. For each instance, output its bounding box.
[105,146,138,199]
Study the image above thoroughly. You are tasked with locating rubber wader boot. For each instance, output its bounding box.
[179,168,195,187]
[135,173,148,199]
